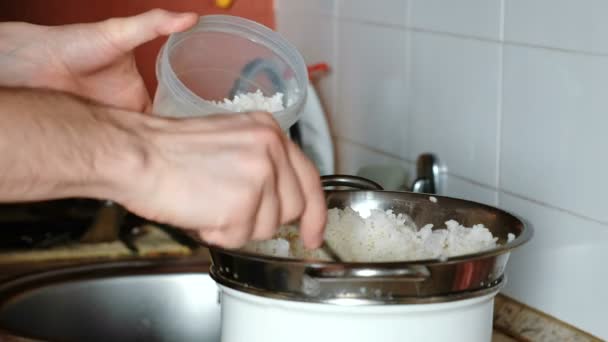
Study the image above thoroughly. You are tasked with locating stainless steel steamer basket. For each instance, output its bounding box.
[209,175,532,304]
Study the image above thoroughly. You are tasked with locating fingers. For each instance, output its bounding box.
[126,68,153,113]
[285,139,327,249]
[138,111,325,250]
[101,9,198,53]
[250,173,280,241]
[245,112,305,225]
[272,141,305,225]
[246,112,326,249]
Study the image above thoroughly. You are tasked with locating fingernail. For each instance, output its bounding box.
[168,11,195,20]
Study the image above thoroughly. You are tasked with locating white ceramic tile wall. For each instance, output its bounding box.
[333,21,409,160]
[443,177,498,206]
[274,0,336,16]
[275,11,337,115]
[275,14,335,76]
[338,0,407,27]
[408,0,503,40]
[334,138,411,177]
[408,32,501,187]
[501,45,608,224]
[500,193,608,337]
[276,1,608,338]
[505,0,608,54]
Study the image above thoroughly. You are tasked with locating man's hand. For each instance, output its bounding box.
[115,112,327,249]
[0,88,327,250]
[0,9,198,112]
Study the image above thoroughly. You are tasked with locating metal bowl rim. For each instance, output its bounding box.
[209,264,507,305]
[208,189,533,267]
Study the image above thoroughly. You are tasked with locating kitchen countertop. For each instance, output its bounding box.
[493,294,601,341]
[492,331,518,342]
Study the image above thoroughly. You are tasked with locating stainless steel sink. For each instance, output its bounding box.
[0,259,221,342]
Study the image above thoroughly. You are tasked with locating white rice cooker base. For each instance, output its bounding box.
[219,285,499,342]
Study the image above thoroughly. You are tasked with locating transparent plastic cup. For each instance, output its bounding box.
[153,15,308,131]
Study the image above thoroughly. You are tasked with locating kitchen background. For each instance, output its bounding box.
[275,0,608,338]
[1,0,606,339]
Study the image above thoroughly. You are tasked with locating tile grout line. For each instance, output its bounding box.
[328,1,342,173]
[334,135,416,165]
[330,17,497,43]
[441,171,608,227]
[335,136,608,227]
[495,0,506,207]
[500,39,608,57]
[404,0,413,168]
[405,0,412,30]
[434,172,608,227]
[278,9,608,57]
[333,0,340,16]
[409,28,608,58]
[499,0,506,41]
[406,26,499,43]
[326,14,608,58]
[498,189,608,227]
[337,15,408,30]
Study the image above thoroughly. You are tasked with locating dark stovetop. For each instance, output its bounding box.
[0,199,101,249]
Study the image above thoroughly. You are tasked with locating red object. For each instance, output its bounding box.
[307,63,330,80]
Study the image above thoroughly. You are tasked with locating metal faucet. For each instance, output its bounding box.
[410,154,441,194]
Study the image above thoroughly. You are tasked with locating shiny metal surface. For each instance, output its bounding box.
[0,260,220,342]
[209,175,532,304]
[320,175,383,190]
[319,175,382,261]
[410,153,441,194]
[410,178,433,194]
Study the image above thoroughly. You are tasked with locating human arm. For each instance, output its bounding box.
[0,87,326,249]
[0,9,198,112]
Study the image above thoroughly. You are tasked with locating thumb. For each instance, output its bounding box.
[100,9,198,52]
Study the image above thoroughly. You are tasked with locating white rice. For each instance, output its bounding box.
[207,89,285,113]
[243,207,515,262]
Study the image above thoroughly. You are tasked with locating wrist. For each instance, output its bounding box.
[0,88,159,203]
[85,106,153,204]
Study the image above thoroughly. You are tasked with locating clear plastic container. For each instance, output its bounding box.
[153,15,308,131]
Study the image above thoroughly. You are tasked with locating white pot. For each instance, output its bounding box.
[219,285,499,342]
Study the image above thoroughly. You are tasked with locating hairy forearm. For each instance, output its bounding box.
[0,87,145,203]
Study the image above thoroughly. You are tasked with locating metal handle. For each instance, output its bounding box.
[321,175,384,191]
[306,265,430,282]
